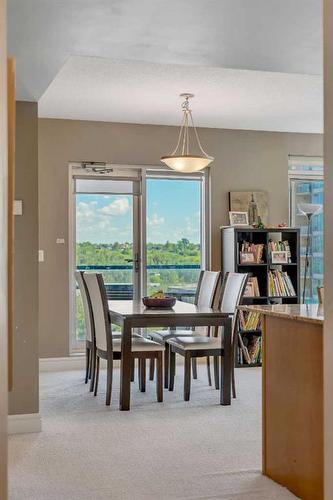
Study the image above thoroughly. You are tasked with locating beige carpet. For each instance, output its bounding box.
[9,365,297,499]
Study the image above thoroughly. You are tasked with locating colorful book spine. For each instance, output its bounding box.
[268,270,296,297]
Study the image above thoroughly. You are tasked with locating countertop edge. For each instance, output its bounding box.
[238,305,324,325]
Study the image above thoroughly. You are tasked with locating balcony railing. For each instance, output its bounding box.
[76,264,200,299]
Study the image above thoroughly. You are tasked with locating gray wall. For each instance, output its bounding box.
[38,118,323,358]
[9,101,39,415]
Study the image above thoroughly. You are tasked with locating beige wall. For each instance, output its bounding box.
[324,0,333,497]
[0,0,8,495]
[9,101,39,415]
[38,118,323,358]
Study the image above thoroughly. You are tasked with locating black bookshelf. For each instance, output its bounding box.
[221,226,300,367]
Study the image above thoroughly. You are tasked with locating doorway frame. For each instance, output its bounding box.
[68,163,211,353]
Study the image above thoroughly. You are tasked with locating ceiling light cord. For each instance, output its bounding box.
[188,110,212,159]
[169,95,212,159]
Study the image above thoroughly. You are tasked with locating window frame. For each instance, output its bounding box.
[143,168,210,297]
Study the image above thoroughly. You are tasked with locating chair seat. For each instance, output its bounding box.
[112,332,141,338]
[149,328,206,343]
[168,336,222,351]
[113,337,165,352]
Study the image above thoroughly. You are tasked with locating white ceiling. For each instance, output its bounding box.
[8,0,323,132]
[38,56,323,133]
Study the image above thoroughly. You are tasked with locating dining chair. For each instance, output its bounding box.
[75,271,96,391]
[76,270,140,391]
[167,272,248,401]
[148,270,221,388]
[84,273,165,406]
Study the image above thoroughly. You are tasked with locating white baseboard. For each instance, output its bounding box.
[40,352,207,373]
[8,413,42,434]
[39,355,86,372]
[39,355,108,372]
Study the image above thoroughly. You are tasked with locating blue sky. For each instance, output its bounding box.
[76,179,201,244]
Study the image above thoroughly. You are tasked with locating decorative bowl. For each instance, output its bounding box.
[142,296,176,309]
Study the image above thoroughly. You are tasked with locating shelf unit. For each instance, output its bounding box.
[221,226,300,367]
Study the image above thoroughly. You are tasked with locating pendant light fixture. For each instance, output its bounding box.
[161,93,214,173]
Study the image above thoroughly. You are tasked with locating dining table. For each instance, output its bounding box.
[108,299,233,410]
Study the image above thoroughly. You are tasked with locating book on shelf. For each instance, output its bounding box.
[239,310,261,331]
[239,242,265,263]
[238,333,262,365]
[268,270,296,297]
[268,239,292,262]
[243,276,261,297]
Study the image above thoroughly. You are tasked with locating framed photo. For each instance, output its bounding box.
[240,252,255,264]
[271,251,288,264]
[229,211,249,227]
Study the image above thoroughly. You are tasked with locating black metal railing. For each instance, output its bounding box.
[76,264,200,300]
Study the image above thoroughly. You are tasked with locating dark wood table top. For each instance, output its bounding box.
[108,299,227,319]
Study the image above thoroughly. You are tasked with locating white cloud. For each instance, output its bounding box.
[148,213,165,227]
[76,197,132,243]
[76,201,98,218]
[99,197,130,216]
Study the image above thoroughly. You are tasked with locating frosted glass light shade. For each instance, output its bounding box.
[298,203,322,217]
[160,155,214,173]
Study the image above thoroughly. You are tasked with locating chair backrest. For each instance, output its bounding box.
[84,273,112,353]
[220,272,248,315]
[196,270,221,307]
[210,272,248,341]
[75,271,94,343]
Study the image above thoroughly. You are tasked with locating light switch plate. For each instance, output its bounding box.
[56,238,65,244]
[13,200,23,216]
[38,250,44,262]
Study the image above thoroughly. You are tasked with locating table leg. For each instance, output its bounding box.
[119,319,132,411]
[220,317,232,405]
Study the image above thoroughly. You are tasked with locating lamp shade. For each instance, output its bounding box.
[160,155,214,173]
[298,203,322,217]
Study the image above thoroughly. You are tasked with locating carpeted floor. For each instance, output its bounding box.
[9,365,297,499]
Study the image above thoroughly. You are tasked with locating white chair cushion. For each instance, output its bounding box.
[167,336,222,350]
[112,337,165,352]
[112,332,141,338]
[149,327,208,343]
[149,329,195,342]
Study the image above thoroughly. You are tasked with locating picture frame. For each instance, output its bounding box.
[271,250,288,264]
[229,211,249,227]
[240,251,255,264]
[229,191,269,226]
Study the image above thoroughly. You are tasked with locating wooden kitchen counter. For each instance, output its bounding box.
[238,304,324,500]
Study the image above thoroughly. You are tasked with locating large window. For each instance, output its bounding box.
[289,156,324,303]
[146,176,204,298]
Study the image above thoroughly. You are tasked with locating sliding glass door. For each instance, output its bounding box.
[70,167,209,351]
